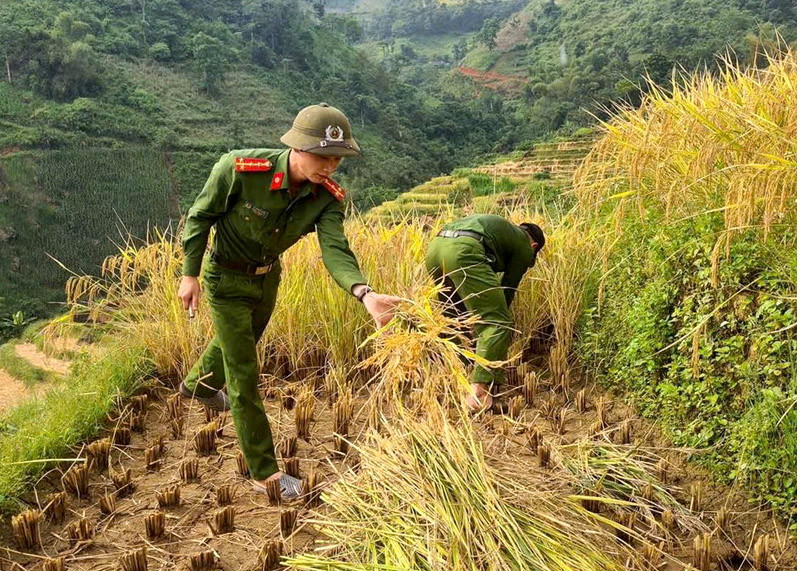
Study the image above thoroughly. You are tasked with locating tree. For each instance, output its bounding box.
[452,39,467,62]
[476,18,500,51]
[191,32,230,93]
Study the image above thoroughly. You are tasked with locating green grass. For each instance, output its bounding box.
[0,339,151,511]
[0,343,59,386]
[467,173,518,196]
[461,46,497,71]
[0,148,173,318]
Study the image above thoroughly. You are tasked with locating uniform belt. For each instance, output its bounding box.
[211,252,275,276]
[437,229,496,262]
[437,229,485,242]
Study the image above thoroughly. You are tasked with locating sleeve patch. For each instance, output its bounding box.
[235,157,273,173]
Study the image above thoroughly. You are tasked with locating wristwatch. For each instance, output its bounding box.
[355,285,374,303]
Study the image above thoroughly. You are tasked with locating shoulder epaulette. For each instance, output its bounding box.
[321,176,346,201]
[235,157,273,173]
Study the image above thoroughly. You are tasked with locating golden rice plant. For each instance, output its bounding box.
[180,458,199,483]
[120,547,148,571]
[692,532,711,571]
[86,438,111,473]
[62,464,89,500]
[558,441,708,542]
[753,534,770,571]
[144,512,165,540]
[99,493,116,515]
[43,557,65,571]
[212,506,235,534]
[156,484,181,508]
[44,491,67,522]
[259,539,283,571]
[288,413,625,571]
[188,550,217,571]
[574,47,796,241]
[111,466,134,497]
[216,484,234,507]
[12,509,41,550]
[66,516,94,543]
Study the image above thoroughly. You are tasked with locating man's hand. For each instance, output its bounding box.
[178,276,201,313]
[466,383,493,413]
[362,291,401,328]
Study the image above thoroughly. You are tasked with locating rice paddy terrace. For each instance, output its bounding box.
[367,135,594,220]
[473,136,596,181]
[0,324,795,570]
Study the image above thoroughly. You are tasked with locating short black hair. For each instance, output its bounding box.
[519,223,545,251]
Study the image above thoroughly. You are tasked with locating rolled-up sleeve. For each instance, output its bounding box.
[181,154,237,276]
[315,200,366,293]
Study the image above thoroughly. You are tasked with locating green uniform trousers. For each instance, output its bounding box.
[424,236,512,386]
[182,259,281,480]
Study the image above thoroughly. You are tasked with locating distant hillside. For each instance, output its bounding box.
[0,0,513,325]
[360,0,796,147]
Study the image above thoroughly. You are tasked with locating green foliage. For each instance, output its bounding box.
[578,210,797,520]
[366,0,528,38]
[467,173,517,196]
[191,31,236,93]
[0,341,150,512]
[475,18,501,51]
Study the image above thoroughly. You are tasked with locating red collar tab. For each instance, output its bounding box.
[321,176,346,201]
[270,172,285,190]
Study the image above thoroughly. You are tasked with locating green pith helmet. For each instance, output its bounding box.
[280,103,361,157]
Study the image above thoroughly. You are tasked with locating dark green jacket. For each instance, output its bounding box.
[182,148,366,293]
[443,214,537,306]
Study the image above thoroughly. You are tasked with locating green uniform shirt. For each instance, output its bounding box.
[182,148,366,293]
[443,214,537,306]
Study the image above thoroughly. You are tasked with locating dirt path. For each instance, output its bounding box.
[0,367,795,570]
[14,343,72,376]
[0,368,42,415]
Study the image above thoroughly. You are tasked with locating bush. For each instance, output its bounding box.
[578,211,797,519]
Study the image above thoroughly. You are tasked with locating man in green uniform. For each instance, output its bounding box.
[424,214,544,412]
[177,103,399,499]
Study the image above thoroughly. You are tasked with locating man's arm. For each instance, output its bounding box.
[499,253,531,307]
[316,201,400,327]
[182,154,238,277]
[315,200,368,293]
[178,154,238,313]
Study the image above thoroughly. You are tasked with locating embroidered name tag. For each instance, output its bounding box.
[243,201,268,219]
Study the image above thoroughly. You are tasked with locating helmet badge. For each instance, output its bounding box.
[325,124,344,142]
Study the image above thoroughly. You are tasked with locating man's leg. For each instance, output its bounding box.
[182,264,226,398]
[208,276,279,481]
[451,263,513,388]
[427,237,513,409]
[182,338,226,398]
[433,238,513,386]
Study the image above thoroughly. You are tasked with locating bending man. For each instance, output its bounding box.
[425,214,544,412]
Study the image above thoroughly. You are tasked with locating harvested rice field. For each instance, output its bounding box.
[0,352,795,570]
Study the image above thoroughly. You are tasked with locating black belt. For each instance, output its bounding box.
[437,229,485,242]
[437,230,496,262]
[211,252,275,276]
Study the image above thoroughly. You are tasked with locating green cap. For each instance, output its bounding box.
[280,103,361,157]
